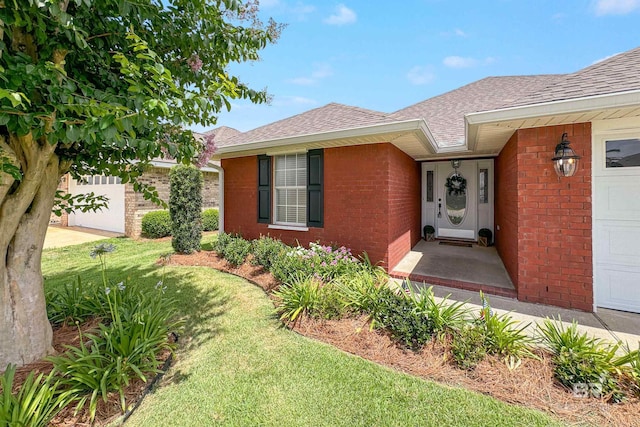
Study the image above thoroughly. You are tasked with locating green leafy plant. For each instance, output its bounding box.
[407,284,470,338]
[0,365,72,427]
[46,276,104,325]
[251,235,287,270]
[141,210,172,238]
[332,266,388,318]
[613,344,640,396]
[451,324,487,370]
[202,208,219,231]
[222,236,252,266]
[373,287,433,350]
[272,274,323,323]
[537,318,622,401]
[482,311,536,369]
[170,165,203,254]
[474,292,536,369]
[270,242,360,284]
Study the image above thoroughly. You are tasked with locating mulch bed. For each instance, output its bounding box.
[166,251,640,427]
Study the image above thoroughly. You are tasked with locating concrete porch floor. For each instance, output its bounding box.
[390,240,516,297]
[390,240,640,346]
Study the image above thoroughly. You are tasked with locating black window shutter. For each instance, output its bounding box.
[307,149,323,228]
[257,155,271,223]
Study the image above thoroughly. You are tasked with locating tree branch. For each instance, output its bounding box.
[0,135,17,202]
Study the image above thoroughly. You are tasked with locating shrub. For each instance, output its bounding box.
[170,164,203,254]
[0,365,71,427]
[451,324,487,370]
[214,231,234,254]
[141,210,172,238]
[270,242,360,284]
[538,318,622,401]
[251,236,287,270]
[202,208,219,231]
[223,236,252,266]
[373,287,433,350]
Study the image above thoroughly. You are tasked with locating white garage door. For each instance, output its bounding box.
[68,175,125,233]
[594,132,640,313]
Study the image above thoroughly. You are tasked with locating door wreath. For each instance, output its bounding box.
[445,173,467,196]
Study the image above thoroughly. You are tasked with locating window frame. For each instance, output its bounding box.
[272,152,308,227]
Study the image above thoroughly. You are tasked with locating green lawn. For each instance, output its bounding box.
[42,237,564,427]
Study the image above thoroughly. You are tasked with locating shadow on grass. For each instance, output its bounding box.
[44,263,230,355]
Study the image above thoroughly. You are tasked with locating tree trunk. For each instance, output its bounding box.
[0,148,60,369]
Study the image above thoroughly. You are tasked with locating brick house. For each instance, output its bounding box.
[52,127,238,237]
[212,47,640,314]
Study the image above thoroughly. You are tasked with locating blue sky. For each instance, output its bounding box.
[195,0,640,133]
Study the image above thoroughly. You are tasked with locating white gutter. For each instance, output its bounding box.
[214,118,446,157]
[465,89,640,125]
[206,162,224,233]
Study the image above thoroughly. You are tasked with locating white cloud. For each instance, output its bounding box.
[443,56,478,68]
[324,4,357,25]
[593,0,640,15]
[273,96,317,106]
[288,63,334,85]
[454,28,467,37]
[407,66,435,85]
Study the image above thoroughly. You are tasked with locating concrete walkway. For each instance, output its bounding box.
[393,279,640,352]
[44,225,122,249]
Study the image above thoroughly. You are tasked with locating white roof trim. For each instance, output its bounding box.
[213,118,467,158]
[465,89,640,125]
[149,159,219,173]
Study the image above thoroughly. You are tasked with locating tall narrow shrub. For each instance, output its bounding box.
[169,165,203,253]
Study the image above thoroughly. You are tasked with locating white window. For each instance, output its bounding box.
[274,153,307,225]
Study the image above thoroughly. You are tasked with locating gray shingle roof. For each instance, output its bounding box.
[199,126,241,144]
[212,46,640,150]
[219,103,397,146]
[391,75,563,146]
[506,46,640,107]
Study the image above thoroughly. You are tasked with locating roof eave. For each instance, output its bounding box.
[466,89,640,126]
[212,119,447,159]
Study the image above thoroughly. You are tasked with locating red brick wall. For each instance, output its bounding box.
[495,123,593,311]
[222,143,421,268]
[495,132,520,288]
[387,145,422,268]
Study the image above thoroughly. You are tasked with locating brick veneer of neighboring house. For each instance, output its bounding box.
[124,166,219,237]
[495,123,592,312]
[223,143,421,269]
[49,175,70,226]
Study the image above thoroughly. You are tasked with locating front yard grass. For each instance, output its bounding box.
[42,237,563,427]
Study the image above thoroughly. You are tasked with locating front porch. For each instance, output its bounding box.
[390,239,516,298]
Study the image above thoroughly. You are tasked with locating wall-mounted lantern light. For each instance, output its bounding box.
[552,132,580,177]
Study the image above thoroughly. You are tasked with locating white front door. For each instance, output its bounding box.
[421,159,494,241]
[594,127,640,313]
[436,161,477,239]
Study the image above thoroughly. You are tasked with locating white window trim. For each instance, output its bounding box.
[268,224,309,232]
[272,152,307,227]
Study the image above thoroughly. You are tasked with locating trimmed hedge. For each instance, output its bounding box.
[170,165,203,254]
[202,208,219,231]
[141,210,172,238]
